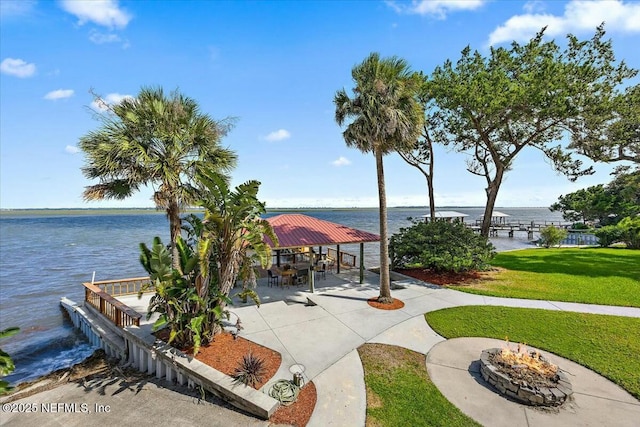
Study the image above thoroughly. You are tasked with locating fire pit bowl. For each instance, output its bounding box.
[479,347,573,407]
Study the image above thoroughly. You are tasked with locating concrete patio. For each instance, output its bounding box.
[119,268,640,426]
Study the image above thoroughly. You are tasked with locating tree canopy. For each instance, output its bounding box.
[79,87,237,266]
[428,24,637,237]
[569,83,639,164]
[334,53,423,303]
[550,166,640,225]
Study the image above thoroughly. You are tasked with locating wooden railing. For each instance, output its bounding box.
[327,248,357,267]
[91,276,153,296]
[83,282,142,327]
[83,277,153,328]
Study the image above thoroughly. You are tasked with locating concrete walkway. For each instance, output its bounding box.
[5,270,638,426]
[226,269,640,426]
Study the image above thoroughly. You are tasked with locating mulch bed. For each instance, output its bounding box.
[192,332,280,390]
[155,330,316,426]
[367,297,405,310]
[270,381,317,427]
[395,267,483,286]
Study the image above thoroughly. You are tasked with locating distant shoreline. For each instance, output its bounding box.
[0,206,551,217]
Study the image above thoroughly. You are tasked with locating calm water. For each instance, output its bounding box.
[0,207,561,385]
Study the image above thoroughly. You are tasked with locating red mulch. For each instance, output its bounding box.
[155,330,316,425]
[193,332,280,390]
[367,297,405,310]
[395,267,483,286]
[270,381,317,427]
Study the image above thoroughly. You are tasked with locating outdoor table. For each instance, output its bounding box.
[280,269,296,287]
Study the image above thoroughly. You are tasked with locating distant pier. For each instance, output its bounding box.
[468,220,573,239]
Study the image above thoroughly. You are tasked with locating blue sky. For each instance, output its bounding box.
[1,0,638,209]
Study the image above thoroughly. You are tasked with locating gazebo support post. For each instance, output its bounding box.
[336,244,341,274]
[359,243,364,284]
[276,250,281,268]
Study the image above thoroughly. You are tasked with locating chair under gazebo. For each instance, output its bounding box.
[263,213,380,288]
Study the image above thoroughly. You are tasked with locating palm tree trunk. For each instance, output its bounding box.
[168,200,182,271]
[375,147,392,303]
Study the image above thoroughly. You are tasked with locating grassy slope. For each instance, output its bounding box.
[358,344,480,427]
[426,306,640,399]
[459,248,640,307]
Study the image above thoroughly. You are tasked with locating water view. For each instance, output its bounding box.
[0,207,561,385]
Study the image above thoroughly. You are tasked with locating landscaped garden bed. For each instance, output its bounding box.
[155,329,316,426]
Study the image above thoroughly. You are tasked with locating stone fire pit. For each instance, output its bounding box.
[479,348,573,406]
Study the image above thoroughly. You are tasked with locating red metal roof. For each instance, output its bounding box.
[265,214,380,249]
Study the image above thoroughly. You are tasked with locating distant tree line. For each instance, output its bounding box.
[551,166,639,226]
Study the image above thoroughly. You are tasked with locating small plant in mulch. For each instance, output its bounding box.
[232,351,265,388]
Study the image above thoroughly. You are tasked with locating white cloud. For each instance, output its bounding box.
[0,0,36,17]
[489,0,640,45]
[331,156,352,167]
[91,92,134,111]
[89,30,121,44]
[264,129,291,142]
[60,0,132,29]
[65,145,80,154]
[523,1,546,14]
[0,57,36,78]
[387,0,485,19]
[44,89,74,100]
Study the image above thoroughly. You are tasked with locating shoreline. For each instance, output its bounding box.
[0,206,552,216]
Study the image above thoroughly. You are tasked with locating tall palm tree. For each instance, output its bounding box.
[79,87,237,268]
[334,53,423,303]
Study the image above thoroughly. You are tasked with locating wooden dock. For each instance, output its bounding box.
[468,220,573,239]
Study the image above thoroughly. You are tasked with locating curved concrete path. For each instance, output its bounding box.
[229,270,640,426]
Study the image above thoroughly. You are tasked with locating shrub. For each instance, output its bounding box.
[618,216,640,249]
[571,222,590,230]
[595,225,625,247]
[0,327,19,395]
[233,352,265,388]
[389,220,495,273]
[539,226,568,248]
[594,216,640,249]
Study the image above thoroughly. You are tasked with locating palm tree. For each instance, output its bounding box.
[79,87,237,268]
[334,53,423,303]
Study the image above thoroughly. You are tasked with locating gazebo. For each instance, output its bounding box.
[421,211,469,223]
[264,213,380,285]
[480,211,510,225]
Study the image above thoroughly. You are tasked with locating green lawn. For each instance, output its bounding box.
[458,248,640,307]
[358,343,480,427]
[425,306,640,399]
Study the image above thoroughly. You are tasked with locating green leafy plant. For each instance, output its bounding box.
[139,236,230,355]
[138,165,277,355]
[618,216,640,249]
[232,352,265,388]
[595,225,625,247]
[0,327,19,395]
[595,216,640,249]
[539,226,569,248]
[390,220,495,273]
